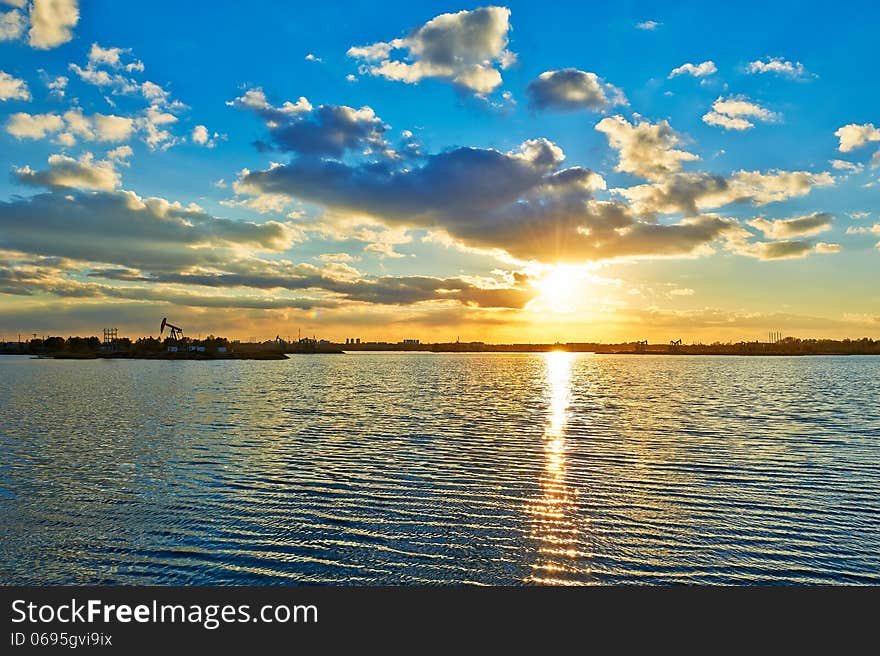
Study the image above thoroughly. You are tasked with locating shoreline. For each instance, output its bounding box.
[2,349,877,360]
[36,352,291,360]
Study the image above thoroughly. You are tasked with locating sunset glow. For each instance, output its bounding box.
[0,1,878,344]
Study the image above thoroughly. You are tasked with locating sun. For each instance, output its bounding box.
[531,265,587,314]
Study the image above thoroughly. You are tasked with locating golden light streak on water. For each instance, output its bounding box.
[525,352,588,585]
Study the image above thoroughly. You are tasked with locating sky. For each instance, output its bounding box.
[1,0,878,344]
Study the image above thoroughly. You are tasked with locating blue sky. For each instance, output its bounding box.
[0,1,878,342]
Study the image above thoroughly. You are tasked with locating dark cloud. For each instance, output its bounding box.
[229,89,387,157]
[526,69,625,112]
[13,152,121,191]
[93,267,535,309]
[0,190,296,269]
[237,137,742,262]
[748,212,834,239]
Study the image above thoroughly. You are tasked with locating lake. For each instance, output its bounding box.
[1,352,878,585]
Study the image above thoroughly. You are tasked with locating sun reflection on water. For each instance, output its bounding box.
[525,351,587,585]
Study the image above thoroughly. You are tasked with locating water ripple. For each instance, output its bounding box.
[0,353,878,584]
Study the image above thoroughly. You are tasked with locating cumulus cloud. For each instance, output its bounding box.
[90,112,135,141]
[230,89,387,157]
[45,74,67,97]
[616,170,835,216]
[346,6,515,95]
[0,189,533,311]
[0,7,25,41]
[106,144,133,162]
[191,124,224,148]
[6,109,134,144]
[226,87,312,121]
[746,57,810,79]
[28,0,78,49]
[235,128,741,263]
[0,70,30,101]
[5,111,63,138]
[0,189,298,271]
[747,212,834,239]
[14,152,122,191]
[668,61,717,78]
[136,105,180,150]
[66,45,189,150]
[702,95,780,131]
[526,69,626,112]
[834,123,880,152]
[87,42,144,72]
[635,20,660,30]
[595,115,699,181]
[192,124,209,145]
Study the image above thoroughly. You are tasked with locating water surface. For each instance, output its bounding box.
[1,353,878,584]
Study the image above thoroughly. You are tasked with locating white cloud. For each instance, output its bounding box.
[845,223,880,235]
[636,20,660,30]
[106,144,133,162]
[226,87,312,119]
[0,70,30,101]
[89,43,127,68]
[746,57,810,79]
[192,124,209,145]
[86,42,145,72]
[668,61,717,78]
[0,7,25,41]
[347,6,515,95]
[6,111,63,138]
[702,95,780,131]
[829,159,863,172]
[61,109,135,143]
[702,112,754,131]
[834,123,880,152]
[45,74,67,97]
[14,152,122,191]
[191,124,224,148]
[595,115,699,180]
[304,53,322,63]
[92,113,135,141]
[814,242,841,254]
[28,0,79,49]
[137,105,180,150]
[6,109,135,145]
[616,169,835,216]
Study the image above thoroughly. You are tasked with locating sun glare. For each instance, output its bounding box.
[532,265,589,314]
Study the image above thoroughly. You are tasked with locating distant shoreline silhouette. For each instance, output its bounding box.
[2,335,878,357]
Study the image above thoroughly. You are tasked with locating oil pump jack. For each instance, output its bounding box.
[160,317,183,341]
